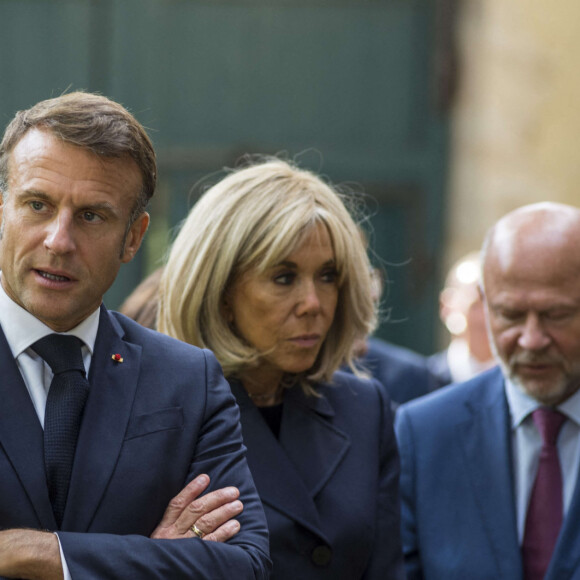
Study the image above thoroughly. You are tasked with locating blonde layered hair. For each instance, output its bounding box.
[158,158,377,393]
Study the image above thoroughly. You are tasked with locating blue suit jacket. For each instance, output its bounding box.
[359,338,437,405]
[395,367,580,580]
[230,371,405,580]
[0,307,270,579]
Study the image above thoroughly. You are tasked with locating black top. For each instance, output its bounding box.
[257,403,284,438]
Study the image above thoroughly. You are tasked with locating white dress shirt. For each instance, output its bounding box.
[0,280,100,580]
[505,378,580,543]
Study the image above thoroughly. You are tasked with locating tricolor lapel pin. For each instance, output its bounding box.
[112,353,124,363]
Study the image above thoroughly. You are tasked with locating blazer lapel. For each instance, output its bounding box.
[62,307,141,531]
[0,326,57,529]
[458,370,522,579]
[232,382,337,542]
[280,386,350,498]
[545,443,580,579]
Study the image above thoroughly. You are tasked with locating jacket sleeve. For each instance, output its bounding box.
[394,404,423,580]
[363,381,406,580]
[58,350,271,579]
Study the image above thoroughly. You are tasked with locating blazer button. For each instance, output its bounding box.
[311,545,332,566]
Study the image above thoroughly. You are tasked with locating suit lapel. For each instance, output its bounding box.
[280,386,350,497]
[232,381,349,542]
[62,307,141,531]
[545,441,580,579]
[0,325,57,528]
[458,370,522,579]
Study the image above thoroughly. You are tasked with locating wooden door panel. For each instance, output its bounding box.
[0,0,448,353]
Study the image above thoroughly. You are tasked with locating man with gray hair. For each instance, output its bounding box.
[396,202,580,579]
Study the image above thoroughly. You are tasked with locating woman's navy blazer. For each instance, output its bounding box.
[230,370,405,579]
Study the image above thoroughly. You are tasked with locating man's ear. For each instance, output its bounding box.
[477,282,485,302]
[121,212,150,263]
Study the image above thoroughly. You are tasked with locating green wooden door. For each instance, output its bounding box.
[0,0,450,354]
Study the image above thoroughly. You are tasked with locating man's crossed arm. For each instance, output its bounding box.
[0,474,243,580]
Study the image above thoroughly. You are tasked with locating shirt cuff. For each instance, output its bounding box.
[54,533,72,580]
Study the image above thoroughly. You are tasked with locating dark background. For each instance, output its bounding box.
[0,0,453,354]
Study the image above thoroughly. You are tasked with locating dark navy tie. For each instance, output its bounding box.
[522,408,566,580]
[31,334,89,528]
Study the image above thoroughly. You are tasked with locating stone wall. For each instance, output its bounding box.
[445,0,580,266]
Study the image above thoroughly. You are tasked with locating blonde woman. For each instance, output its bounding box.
[158,158,404,579]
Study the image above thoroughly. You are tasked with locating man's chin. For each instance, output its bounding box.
[511,374,571,406]
[25,300,85,333]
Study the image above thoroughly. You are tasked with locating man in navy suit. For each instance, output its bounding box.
[0,92,270,579]
[358,336,437,404]
[396,202,580,579]
[351,264,437,405]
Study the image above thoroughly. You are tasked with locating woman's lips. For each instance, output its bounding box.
[289,334,321,348]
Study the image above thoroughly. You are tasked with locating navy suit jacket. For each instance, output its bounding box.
[0,307,270,579]
[359,338,437,405]
[395,367,580,580]
[230,371,405,580]
[425,349,453,391]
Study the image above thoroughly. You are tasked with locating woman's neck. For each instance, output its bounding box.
[239,368,285,407]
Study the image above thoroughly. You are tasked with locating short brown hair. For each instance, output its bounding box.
[0,91,156,223]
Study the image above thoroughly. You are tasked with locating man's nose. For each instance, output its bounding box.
[518,314,551,351]
[44,213,76,254]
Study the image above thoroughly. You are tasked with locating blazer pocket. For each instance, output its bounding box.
[125,406,184,440]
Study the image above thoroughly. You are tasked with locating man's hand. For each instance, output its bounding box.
[151,474,244,542]
[0,529,63,580]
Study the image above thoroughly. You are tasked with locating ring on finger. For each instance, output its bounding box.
[191,523,205,539]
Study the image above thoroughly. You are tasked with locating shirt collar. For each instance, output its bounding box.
[0,277,100,358]
[505,375,580,429]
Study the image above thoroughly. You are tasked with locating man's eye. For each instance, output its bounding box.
[497,310,522,321]
[30,201,44,211]
[546,310,574,322]
[82,211,102,223]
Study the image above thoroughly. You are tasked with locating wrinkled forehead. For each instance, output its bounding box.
[484,245,580,306]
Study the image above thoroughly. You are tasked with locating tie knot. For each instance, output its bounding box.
[532,407,566,446]
[31,334,86,376]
